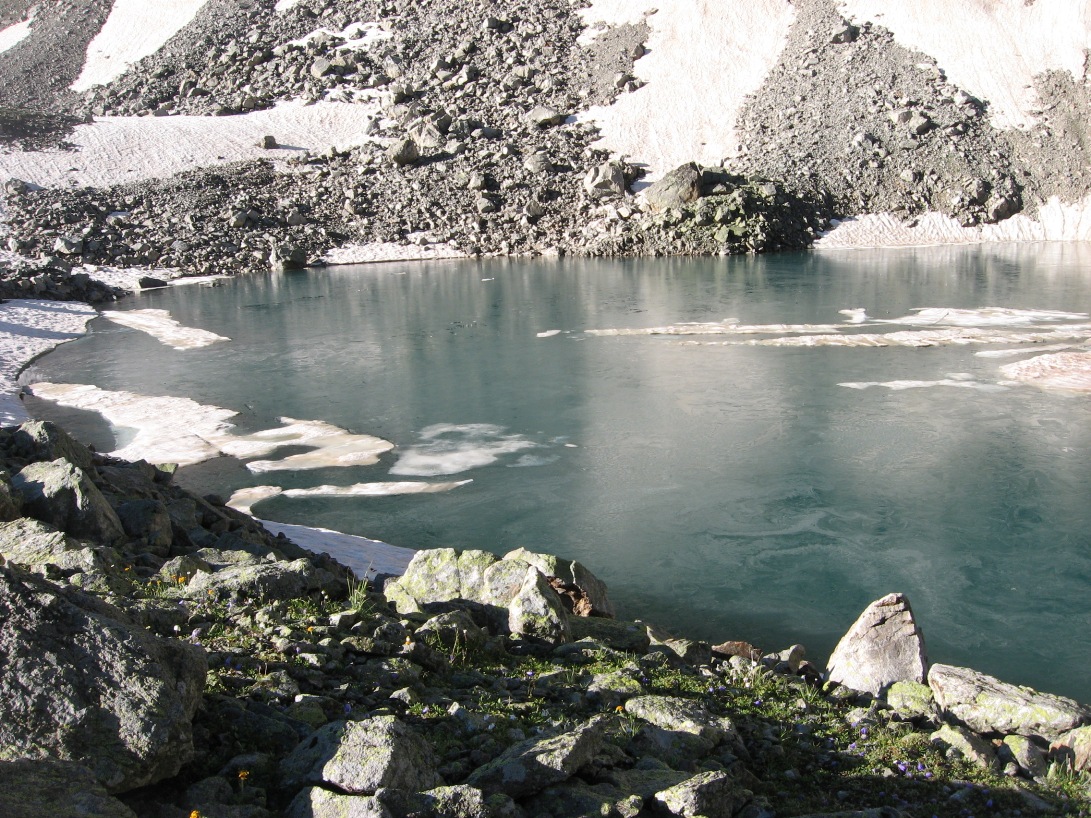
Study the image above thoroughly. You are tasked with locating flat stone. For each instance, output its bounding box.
[654,771,746,818]
[928,663,1091,742]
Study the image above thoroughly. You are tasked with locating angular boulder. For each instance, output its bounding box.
[186,557,344,601]
[0,565,207,793]
[509,565,570,645]
[0,517,78,568]
[10,420,93,471]
[0,469,21,521]
[280,716,441,795]
[930,724,999,771]
[583,161,626,199]
[644,163,701,212]
[12,459,125,543]
[466,716,606,798]
[825,592,928,695]
[928,663,1091,742]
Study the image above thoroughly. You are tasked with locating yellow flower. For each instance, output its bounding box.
[615,705,624,713]
[190,811,201,818]
[176,575,187,584]
[238,770,250,781]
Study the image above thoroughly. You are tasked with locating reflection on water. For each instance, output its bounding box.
[26,242,1091,701]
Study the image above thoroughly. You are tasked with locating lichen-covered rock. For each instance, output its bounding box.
[0,564,207,793]
[826,592,928,696]
[279,716,441,795]
[286,787,386,818]
[186,557,344,601]
[288,784,505,818]
[415,609,487,654]
[0,469,22,521]
[1051,725,1091,772]
[479,557,532,608]
[504,547,615,617]
[885,680,937,721]
[466,715,606,798]
[588,668,645,707]
[654,771,746,818]
[508,566,570,645]
[930,724,999,771]
[0,759,138,818]
[12,458,124,543]
[114,499,173,555]
[1002,734,1048,780]
[624,696,739,746]
[928,663,1091,742]
[0,517,78,567]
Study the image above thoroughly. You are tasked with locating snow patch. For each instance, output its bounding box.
[323,242,467,265]
[72,0,210,92]
[838,0,1091,130]
[840,378,1007,392]
[0,7,35,55]
[0,100,382,189]
[258,519,415,579]
[0,300,98,426]
[577,0,795,180]
[289,21,391,51]
[228,480,471,514]
[102,309,229,350]
[816,196,1091,248]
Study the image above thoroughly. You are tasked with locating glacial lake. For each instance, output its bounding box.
[25,243,1091,701]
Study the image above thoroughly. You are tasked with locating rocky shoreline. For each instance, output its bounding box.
[1,418,1089,818]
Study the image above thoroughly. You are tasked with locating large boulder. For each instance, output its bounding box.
[624,696,740,749]
[653,771,747,818]
[186,557,346,601]
[10,421,93,471]
[0,517,78,568]
[12,458,124,543]
[466,716,607,798]
[0,759,138,818]
[0,564,207,793]
[0,469,21,521]
[825,592,928,695]
[279,716,441,795]
[928,664,1091,742]
[1051,725,1091,772]
[643,163,701,212]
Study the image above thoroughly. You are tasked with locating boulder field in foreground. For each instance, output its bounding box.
[0,420,1088,817]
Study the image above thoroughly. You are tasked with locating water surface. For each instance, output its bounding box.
[27,243,1091,701]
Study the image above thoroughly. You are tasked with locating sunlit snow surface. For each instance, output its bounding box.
[0,8,34,54]
[390,424,542,477]
[72,0,210,92]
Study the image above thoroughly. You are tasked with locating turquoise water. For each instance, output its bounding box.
[26,243,1091,701]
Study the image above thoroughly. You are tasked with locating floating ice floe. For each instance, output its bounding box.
[740,326,1091,348]
[860,307,1089,327]
[228,480,472,514]
[840,376,1007,392]
[999,351,1091,393]
[536,330,563,338]
[586,321,856,336]
[102,309,229,350]
[975,344,1076,359]
[24,383,394,469]
[390,423,540,477]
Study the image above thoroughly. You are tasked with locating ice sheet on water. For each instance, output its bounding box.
[390,423,540,476]
[25,383,394,469]
[103,309,229,350]
[228,480,471,514]
[999,351,1091,393]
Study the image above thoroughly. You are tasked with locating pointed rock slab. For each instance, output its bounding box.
[12,459,124,544]
[0,565,207,793]
[504,547,615,617]
[508,566,570,645]
[654,771,748,818]
[928,664,1091,743]
[279,716,441,795]
[11,420,94,471]
[465,715,607,798]
[825,593,927,695]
